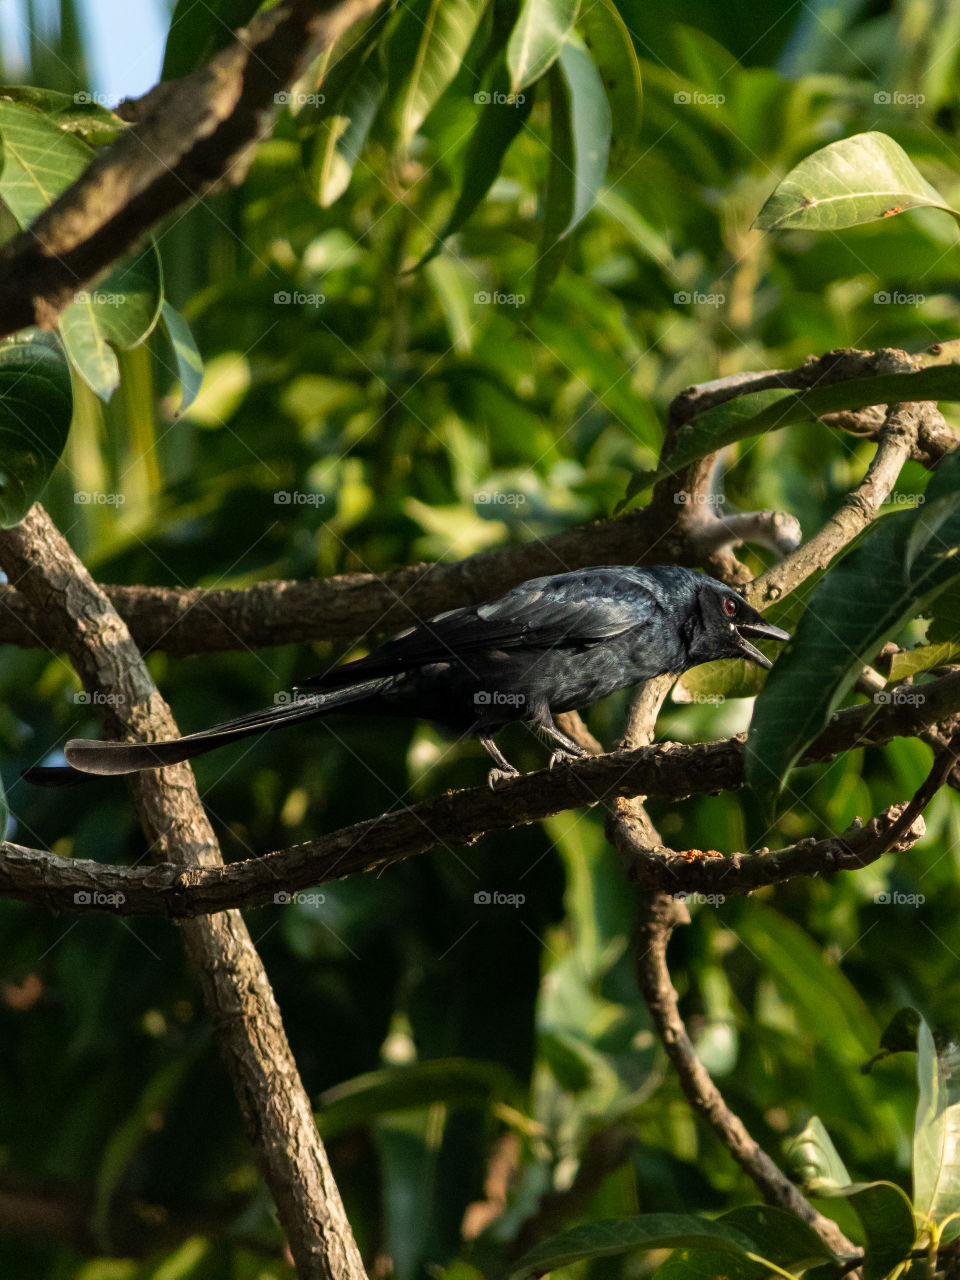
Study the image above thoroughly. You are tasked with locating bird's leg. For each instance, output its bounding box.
[534,708,590,769]
[479,734,520,790]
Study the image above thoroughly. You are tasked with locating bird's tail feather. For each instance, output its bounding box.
[24,678,390,783]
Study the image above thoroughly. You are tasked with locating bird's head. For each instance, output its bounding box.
[688,578,791,670]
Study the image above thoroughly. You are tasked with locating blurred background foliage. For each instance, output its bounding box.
[2,0,960,1275]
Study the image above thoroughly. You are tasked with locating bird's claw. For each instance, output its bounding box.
[548,750,580,770]
[488,766,520,791]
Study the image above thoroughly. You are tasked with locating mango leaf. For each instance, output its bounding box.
[719,1205,838,1270]
[533,38,611,304]
[889,642,960,681]
[653,1247,774,1279]
[623,364,960,502]
[926,580,960,645]
[160,302,204,415]
[786,1116,852,1192]
[311,64,383,207]
[0,329,73,527]
[0,85,125,145]
[389,0,489,144]
[507,0,578,93]
[747,449,960,808]
[509,1215,758,1280]
[162,0,263,79]
[416,55,534,267]
[914,1018,960,1227]
[0,98,91,222]
[755,131,960,232]
[817,1183,916,1280]
[673,657,765,704]
[577,0,641,166]
[315,1059,520,1137]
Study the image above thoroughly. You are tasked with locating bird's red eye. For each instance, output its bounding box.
[723,598,737,617]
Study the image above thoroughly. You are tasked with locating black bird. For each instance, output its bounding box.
[26,566,789,789]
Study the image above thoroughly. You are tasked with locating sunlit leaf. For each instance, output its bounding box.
[785,1116,852,1192]
[160,302,204,415]
[577,0,641,166]
[507,0,578,93]
[915,1018,960,1226]
[755,131,959,232]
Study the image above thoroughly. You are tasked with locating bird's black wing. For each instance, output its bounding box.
[300,570,652,688]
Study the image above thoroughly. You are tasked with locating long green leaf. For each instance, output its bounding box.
[755,131,960,232]
[391,0,489,143]
[786,1116,853,1192]
[623,363,960,504]
[160,302,204,415]
[746,450,960,807]
[915,1018,960,1226]
[0,85,125,145]
[577,0,641,166]
[818,1183,916,1280]
[416,55,535,267]
[0,329,73,527]
[510,1215,757,1280]
[507,0,578,93]
[0,97,90,222]
[311,64,383,208]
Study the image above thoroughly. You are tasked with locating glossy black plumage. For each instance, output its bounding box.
[25,565,789,788]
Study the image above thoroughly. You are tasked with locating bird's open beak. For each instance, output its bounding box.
[734,619,791,669]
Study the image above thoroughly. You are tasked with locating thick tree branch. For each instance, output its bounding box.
[0,504,365,1280]
[0,0,383,338]
[5,670,959,919]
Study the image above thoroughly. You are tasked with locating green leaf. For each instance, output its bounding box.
[509,1214,757,1280]
[577,0,641,167]
[747,450,960,807]
[818,1183,916,1280]
[914,1018,960,1226]
[755,131,959,232]
[785,1116,852,1192]
[0,85,126,145]
[533,38,611,304]
[59,303,120,400]
[311,64,383,208]
[673,658,766,704]
[0,329,73,526]
[889,642,960,682]
[927,580,960,645]
[162,0,263,79]
[507,0,578,93]
[0,98,91,224]
[415,55,534,267]
[719,1205,838,1270]
[390,0,489,144]
[624,364,960,501]
[160,302,204,415]
[315,1059,519,1137]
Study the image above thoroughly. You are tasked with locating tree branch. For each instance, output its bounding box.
[0,504,366,1280]
[5,669,960,919]
[0,0,383,338]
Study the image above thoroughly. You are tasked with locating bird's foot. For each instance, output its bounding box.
[548,749,582,770]
[488,765,520,791]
